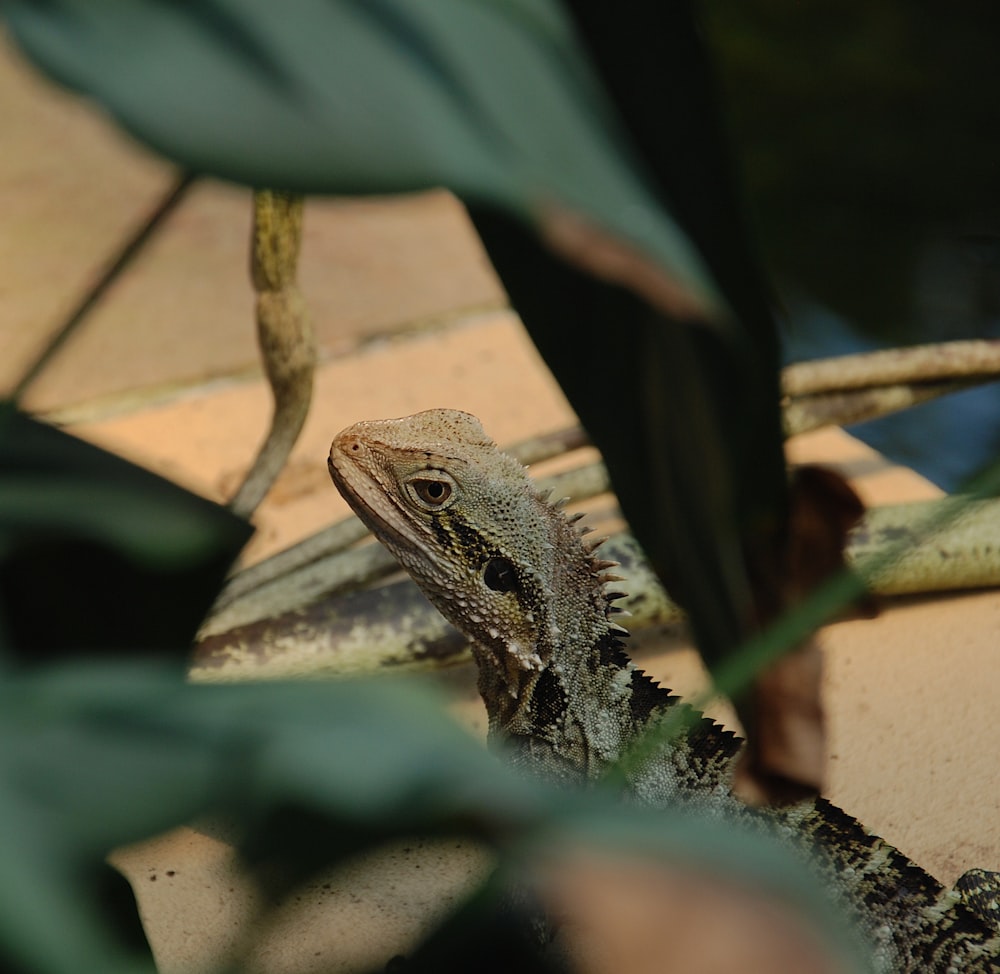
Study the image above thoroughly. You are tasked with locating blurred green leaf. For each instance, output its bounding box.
[0,664,517,974]
[0,479,226,566]
[4,0,722,319]
[0,661,863,974]
[0,408,251,661]
[0,665,532,852]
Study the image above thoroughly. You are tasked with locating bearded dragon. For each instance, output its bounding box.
[328,407,999,972]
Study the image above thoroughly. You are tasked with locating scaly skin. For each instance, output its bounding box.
[329,408,999,973]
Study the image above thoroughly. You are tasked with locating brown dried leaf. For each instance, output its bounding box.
[536,203,715,323]
[735,466,867,805]
[540,851,850,974]
[732,637,826,805]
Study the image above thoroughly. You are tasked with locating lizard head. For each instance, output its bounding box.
[328,408,604,686]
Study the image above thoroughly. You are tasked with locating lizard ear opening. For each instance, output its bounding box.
[403,470,458,511]
[483,557,520,594]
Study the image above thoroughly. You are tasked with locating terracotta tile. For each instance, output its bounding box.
[0,35,172,393]
[1,40,504,414]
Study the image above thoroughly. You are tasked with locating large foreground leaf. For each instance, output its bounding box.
[0,662,864,974]
[0,407,251,664]
[4,0,722,320]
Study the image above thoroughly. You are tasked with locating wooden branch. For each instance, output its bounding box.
[848,498,1000,595]
[506,424,589,464]
[782,379,985,437]
[218,336,999,607]
[782,340,1000,397]
[210,516,370,616]
[191,497,1000,683]
[230,190,316,518]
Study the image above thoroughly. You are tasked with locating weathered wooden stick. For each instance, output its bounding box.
[782,339,1000,397]
[230,190,315,519]
[191,498,1000,683]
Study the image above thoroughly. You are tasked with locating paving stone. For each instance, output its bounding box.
[1,36,505,414]
[0,33,173,394]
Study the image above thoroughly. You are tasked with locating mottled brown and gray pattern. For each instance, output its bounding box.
[329,408,999,973]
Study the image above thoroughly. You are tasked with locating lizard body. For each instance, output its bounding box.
[329,408,999,972]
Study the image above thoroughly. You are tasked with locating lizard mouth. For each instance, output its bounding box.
[327,451,398,540]
[327,448,445,568]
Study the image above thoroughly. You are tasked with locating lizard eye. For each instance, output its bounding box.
[404,471,457,511]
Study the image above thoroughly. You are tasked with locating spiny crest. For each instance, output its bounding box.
[536,485,632,639]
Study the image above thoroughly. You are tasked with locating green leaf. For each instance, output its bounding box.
[3,0,722,319]
[0,661,865,974]
[0,479,226,566]
[0,664,527,973]
[0,408,251,661]
[0,665,531,851]
[0,407,249,567]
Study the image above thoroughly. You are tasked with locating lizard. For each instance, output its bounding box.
[328,407,1000,973]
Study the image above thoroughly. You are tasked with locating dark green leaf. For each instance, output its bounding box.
[0,664,525,973]
[0,408,251,662]
[0,479,227,566]
[0,661,864,973]
[470,2,789,678]
[3,0,721,318]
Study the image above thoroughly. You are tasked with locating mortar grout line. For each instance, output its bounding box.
[40,301,513,427]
